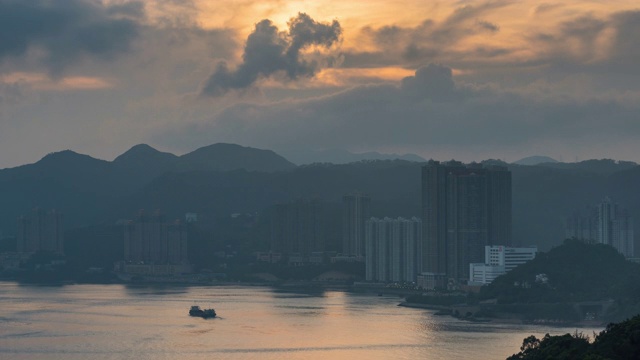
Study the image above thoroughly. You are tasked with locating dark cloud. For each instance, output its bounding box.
[609,11,640,65]
[476,20,500,33]
[524,9,640,87]
[166,62,640,162]
[429,1,507,43]
[202,13,341,96]
[0,0,141,75]
[400,63,460,101]
[107,2,145,18]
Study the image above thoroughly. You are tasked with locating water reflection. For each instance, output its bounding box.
[123,284,190,296]
[0,282,603,360]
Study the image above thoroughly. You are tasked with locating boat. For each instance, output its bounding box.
[189,305,217,319]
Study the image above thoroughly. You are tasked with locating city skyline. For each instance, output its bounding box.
[1,1,640,169]
[2,1,640,357]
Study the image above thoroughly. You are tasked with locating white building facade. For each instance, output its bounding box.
[469,245,537,285]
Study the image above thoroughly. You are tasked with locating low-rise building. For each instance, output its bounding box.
[468,245,537,285]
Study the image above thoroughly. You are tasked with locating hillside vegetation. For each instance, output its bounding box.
[480,239,640,322]
[508,314,640,360]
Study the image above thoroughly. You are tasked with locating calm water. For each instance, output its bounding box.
[0,282,601,360]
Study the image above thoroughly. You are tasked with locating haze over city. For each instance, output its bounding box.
[2,1,640,359]
[1,0,640,169]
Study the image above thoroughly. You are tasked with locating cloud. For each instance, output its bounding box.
[400,63,460,101]
[609,11,640,66]
[163,62,640,163]
[201,13,341,96]
[342,1,510,69]
[532,3,563,16]
[521,9,640,90]
[476,20,500,33]
[0,0,142,76]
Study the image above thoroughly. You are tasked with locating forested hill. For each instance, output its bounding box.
[480,239,640,321]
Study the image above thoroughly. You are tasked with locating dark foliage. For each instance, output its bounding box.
[480,239,640,305]
[508,315,640,360]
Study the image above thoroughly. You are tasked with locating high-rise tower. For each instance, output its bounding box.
[420,161,511,288]
[271,199,324,258]
[17,208,64,254]
[342,193,371,257]
[123,210,189,265]
[566,197,634,257]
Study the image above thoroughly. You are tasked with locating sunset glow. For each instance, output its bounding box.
[0,0,639,167]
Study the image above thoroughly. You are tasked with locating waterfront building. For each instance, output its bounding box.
[123,210,189,265]
[485,245,537,272]
[342,193,371,257]
[420,161,512,288]
[16,208,64,254]
[365,217,421,283]
[468,263,505,285]
[469,245,537,285]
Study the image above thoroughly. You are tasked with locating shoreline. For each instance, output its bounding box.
[398,301,606,328]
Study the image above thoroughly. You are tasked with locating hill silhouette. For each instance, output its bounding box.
[176,143,295,173]
[513,156,558,166]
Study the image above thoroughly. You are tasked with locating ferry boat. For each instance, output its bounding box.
[189,305,217,319]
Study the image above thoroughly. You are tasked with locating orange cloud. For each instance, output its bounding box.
[1,72,113,91]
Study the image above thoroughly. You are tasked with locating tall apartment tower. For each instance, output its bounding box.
[598,198,616,246]
[123,210,189,264]
[17,208,64,254]
[271,199,324,257]
[420,161,511,287]
[342,193,371,257]
[565,197,634,258]
[365,217,421,283]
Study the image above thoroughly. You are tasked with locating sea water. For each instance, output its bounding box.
[0,282,602,360]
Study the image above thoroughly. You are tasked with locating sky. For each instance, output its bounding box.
[1,0,640,168]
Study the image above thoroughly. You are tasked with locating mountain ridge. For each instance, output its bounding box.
[0,145,638,256]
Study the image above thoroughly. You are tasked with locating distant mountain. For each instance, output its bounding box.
[536,159,638,174]
[113,143,295,179]
[0,150,121,228]
[113,144,178,167]
[112,144,179,187]
[0,143,297,232]
[177,143,296,172]
[513,156,558,166]
[282,148,426,164]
